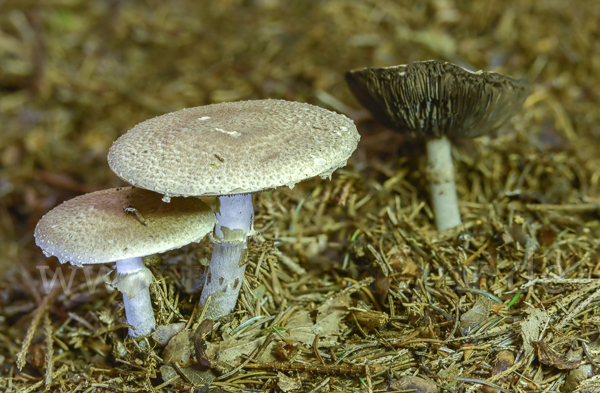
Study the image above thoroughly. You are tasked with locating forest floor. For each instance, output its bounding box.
[1,0,600,392]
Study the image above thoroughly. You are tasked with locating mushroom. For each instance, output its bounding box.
[107,99,360,319]
[34,186,216,337]
[346,60,530,231]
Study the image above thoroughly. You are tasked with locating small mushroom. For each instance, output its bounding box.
[34,187,216,337]
[108,99,360,319]
[346,60,530,231]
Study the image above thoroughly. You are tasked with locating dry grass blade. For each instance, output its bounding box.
[16,289,57,370]
[43,311,53,388]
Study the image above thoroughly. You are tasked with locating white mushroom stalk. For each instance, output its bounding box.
[112,257,156,337]
[425,137,462,231]
[200,194,253,320]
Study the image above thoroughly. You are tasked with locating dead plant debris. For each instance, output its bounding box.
[2,0,600,392]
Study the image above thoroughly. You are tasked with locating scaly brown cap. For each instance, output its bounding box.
[34,187,216,266]
[108,99,359,199]
[345,60,530,138]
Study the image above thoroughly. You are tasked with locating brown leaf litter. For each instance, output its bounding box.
[2,0,600,392]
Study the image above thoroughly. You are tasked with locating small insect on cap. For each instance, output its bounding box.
[34,187,216,266]
[345,60,531,139]
[107,99,360,199]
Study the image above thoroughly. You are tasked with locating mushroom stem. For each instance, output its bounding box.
[200,193,253,320]
[115,257,156,337]
[425,136,462,231]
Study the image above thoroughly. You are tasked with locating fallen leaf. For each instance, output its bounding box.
[277,371,302,392]
[520,307,549,353]
[283,297,349,348]
[152,322,185,346]
[312,295,349,337]
[460,297,493,336]
[390,375,437,393]
[532,341,581,370]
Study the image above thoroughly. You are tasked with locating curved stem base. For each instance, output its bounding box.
[199,241,247,320]
[122,286,156,337]
[200,194,253,320]
[115,257,156,337]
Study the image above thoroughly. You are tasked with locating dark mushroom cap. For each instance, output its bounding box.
[34,187,216,266]
[108,99,359,198]
[345,60,531,138]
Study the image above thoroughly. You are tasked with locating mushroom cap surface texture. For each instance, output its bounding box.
[35,187,216,266]
[108,99,360,198]
[345,60,531,138]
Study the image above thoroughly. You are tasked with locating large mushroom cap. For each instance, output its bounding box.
[345,60,531,138]
[34,187,216,266]
[108,99,360,198]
